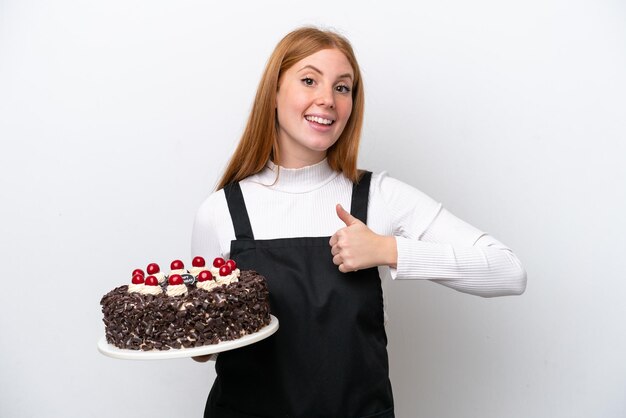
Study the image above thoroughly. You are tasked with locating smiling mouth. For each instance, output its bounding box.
[305,115,335,126]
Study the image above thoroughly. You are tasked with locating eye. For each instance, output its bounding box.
[335,85,351,94]
[301,77,315,86]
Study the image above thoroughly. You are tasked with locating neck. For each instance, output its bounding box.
[256,159,338,193]
[276,139,328,168]
[278,152,327,169]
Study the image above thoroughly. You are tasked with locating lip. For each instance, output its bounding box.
[304,116,334,132]
[304,114,335,124]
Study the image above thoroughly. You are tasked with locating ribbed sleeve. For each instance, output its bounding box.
[394,236,527,297]
[387,197,527,297]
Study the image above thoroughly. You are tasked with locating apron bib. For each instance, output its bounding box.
[205,172,394,418]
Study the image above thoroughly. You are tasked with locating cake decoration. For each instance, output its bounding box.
[146,263,166,284]
[196,269,220,292]
[197,270,213,282]
[100,256,271,351]
[213,257,226,268]
[128,273,145,293]
[140,275,163,295]
[189,256,206,277]
[169,259,188,276]
[166,274,188,297]
[225,259,237,271]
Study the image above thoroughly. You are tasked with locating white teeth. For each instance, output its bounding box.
[305,115,333,125]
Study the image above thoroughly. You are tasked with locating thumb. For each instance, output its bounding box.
[336,204,359,226]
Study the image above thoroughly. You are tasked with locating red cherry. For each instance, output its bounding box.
[145,275,159,286]
[131,274,145,285]
[192,256,206,268]
[146,263,160,275]
[213,257,226,268]
[225,259,237,271]
[170,259,184,270]
[168,274,183,286]
[219,265,232,276]
[132,269,145,277]
[197,270,213,282]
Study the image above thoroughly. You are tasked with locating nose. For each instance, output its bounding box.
[316,86,335,109]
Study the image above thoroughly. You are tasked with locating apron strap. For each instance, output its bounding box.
[350,170,372,224]
[223,182,254,240]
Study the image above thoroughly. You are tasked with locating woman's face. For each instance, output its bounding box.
[275,48,354,168]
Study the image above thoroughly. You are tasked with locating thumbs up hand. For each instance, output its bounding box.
[329,204,398,273]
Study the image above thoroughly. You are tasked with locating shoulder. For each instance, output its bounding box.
[367,170,439,209]
[196,188,226,211]
[364,170,442,237]
[193,188,228,228]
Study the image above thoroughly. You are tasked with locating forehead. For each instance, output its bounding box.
[290,49,354,77]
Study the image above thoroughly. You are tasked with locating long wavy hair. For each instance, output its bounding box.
[217,27,365,190]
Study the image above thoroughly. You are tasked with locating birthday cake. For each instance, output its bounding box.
[100,256,271,351]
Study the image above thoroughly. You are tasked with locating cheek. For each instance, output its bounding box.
[277,92,307,119]
[339,101,353,124]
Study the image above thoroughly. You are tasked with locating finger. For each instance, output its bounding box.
[192,355,213,362]
[338,263,358,274]
[329,234,338,246]
[333,254,342,266]
[336,204,359,227]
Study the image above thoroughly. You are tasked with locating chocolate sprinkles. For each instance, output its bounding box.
[100,271,271,351]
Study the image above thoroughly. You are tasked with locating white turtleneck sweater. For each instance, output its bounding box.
[191,159,526,306]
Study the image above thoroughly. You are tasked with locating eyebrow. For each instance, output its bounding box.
[298,64,353,81]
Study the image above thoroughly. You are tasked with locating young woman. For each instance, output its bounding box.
[192,27,526,418]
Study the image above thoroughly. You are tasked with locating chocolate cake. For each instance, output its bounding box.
[100,257,271,351]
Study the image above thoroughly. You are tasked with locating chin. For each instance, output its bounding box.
[308,138,340,152]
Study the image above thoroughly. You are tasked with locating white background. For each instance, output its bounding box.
[1,1,625,417]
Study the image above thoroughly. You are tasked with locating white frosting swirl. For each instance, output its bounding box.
[166,284,188,297]
[215,268,240,285]
[196,280,222,292]
[128,283,145,293]
[189,266,205,277]
[140,285,163,296]
[169,269,188,276]
[152,272,166,284]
